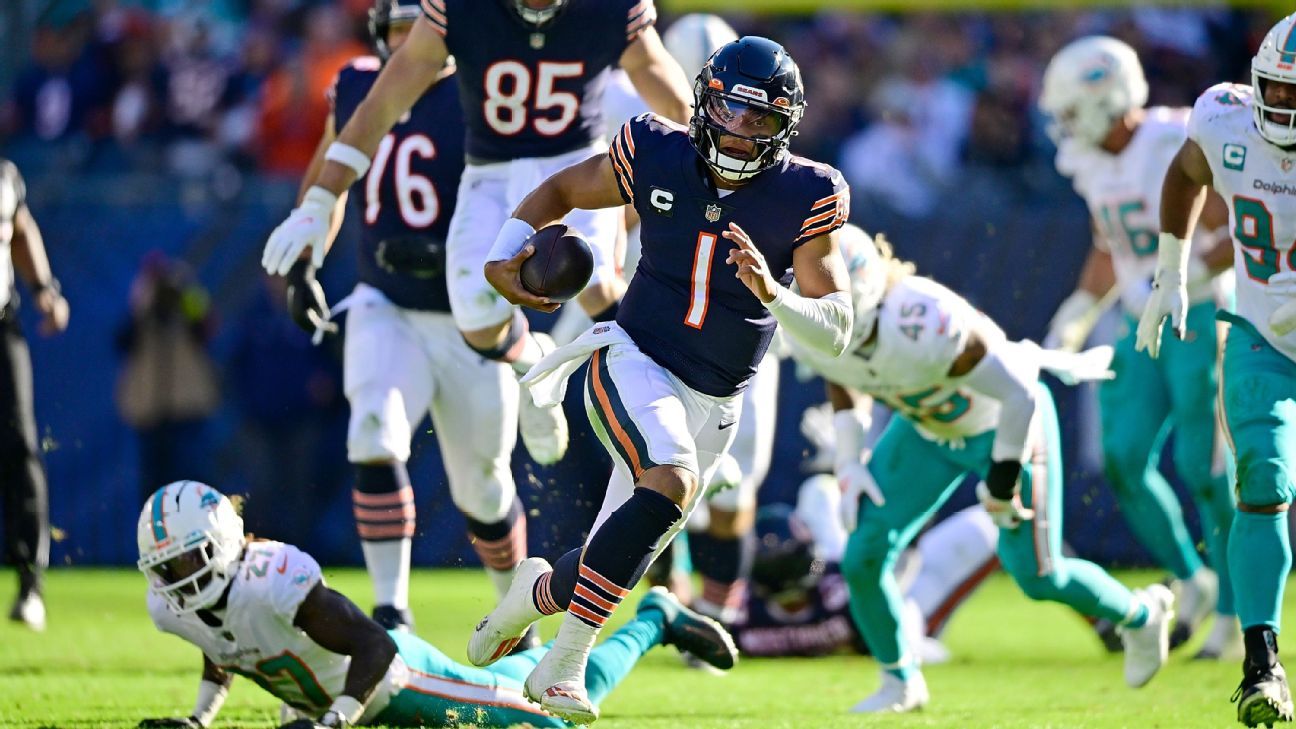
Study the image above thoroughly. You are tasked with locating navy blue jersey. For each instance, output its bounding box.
[331,58,464,312]
[733,565,863,657]
[420,0,655,162]
[610,113,850,396]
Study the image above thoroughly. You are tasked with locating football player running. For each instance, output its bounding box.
[1137,12,1296,726]
[262,0,693,468]
[793,226,1174,713]
[468,38,854,723]
[135,482,735,729]
[1040,36,1237,656]
[278,0,530,635]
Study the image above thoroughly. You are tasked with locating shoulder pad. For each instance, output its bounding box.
[1189,82,1253,142]
[790,159,849,245]
[240,541,322,619]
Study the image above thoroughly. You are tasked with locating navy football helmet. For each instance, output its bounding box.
[689,36,806,182]
[751,503,823,599]
[368,0,422,60]
[503,0,568,30]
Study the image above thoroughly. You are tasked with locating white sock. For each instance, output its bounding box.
[510,332,553,376]
[487,567,515,599]
[551,611,599,667]
[362,539,411,610]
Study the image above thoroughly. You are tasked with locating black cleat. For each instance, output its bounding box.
[1234,661,1295,727]
[372,604,414,632]
[637,586,737,671]
[1092,617,1125,654]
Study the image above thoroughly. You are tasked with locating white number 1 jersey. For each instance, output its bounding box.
[147,541,407,721]
[1190,82,1296,362]
[790,276,1002,443]
[1056,107,1223,314]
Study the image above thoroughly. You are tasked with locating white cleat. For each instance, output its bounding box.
[9,591,46,632]
[1195,613,1245,661]
[468,557,550,666]
[1120,584,1175,688]
[525,646,598,724]
[1172,567,1218,647]
[901,599,950,665]
[849,670,929,713]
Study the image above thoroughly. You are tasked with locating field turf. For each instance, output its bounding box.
[0,567,1285,728]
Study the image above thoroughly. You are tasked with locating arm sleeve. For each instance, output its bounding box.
[766,288,853,357]
[958,339,1041,463]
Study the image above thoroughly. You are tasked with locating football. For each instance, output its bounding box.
[519,223,595,302]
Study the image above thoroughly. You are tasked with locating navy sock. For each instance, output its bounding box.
[569,488,681,628]
[535,547,582,615]
[353,463,415,540]
[465,499,526,572]
[690,530,754,620]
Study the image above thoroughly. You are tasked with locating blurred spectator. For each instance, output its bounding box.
[7,15,113,144]
[256,5,365,175]
[114,252,219,502]
[228,274,344,545]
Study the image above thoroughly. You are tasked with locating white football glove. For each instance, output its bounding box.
[1043,290,1098,353]
[838,461,884,533]
[1134,276,1187,359]
[976,482,1034,529]
[262,186,337,277]
[1267,271,1296,337]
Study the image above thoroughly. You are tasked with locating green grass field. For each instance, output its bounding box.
[0,567,1286,728]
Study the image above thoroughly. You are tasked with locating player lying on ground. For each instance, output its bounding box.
[790,225,1175,713]
[134,481,737,729]
[1040,35,1238,656]
[1136,11,1296,726]
[733,475,996,662]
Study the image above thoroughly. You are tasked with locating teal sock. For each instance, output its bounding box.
[1229,511,1291,631]
[1015,559,1147,628]
[1198,473,1237,616]
[584,612,663,704]
[1108,465,1205,580]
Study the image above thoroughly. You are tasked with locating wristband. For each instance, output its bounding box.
[325,142,372,178]
[832,409,869,472]
[985,460,1023,501]
[1154,232,1191,285]
[486,218,537,263]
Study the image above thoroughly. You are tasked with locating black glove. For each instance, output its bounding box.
[285,260,331,336]
[138,718,201,729]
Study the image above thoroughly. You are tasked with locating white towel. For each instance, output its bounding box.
[520,322,636,407]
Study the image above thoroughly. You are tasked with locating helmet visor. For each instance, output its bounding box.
[704,95,786,139]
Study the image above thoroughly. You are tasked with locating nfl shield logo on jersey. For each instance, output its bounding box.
[705,203,722,222]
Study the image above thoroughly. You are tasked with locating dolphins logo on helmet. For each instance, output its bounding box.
[136,481,246,615]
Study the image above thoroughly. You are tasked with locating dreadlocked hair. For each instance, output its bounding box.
[873,233,916,290]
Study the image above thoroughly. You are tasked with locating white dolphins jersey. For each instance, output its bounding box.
[1056,106,1224,314]
[1190,82,1296,362]
[147,541,407,722]
[792,276,1002,442]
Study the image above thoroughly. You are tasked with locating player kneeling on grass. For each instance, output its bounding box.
[134,481,737,729]
[790,226,1177,713]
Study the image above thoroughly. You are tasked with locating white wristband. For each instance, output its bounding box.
[191,680,229,728]
[1154,232,1191,284]
[325,695,365,725]
[325,142,372,178]
[486,218,538,263]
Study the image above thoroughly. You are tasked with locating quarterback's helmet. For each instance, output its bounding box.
[137,481,245,614]
[1251,12,1296,148]
[1039,36,1149,147]
[662,14,738,81]
[689,36,805,182]
[503,0,567,30]
[368,0,422,61]
[751,502,823,599]
[837,223,888,352]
